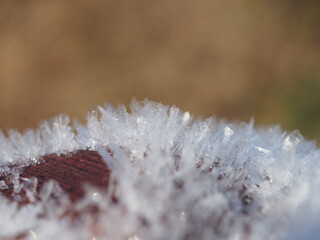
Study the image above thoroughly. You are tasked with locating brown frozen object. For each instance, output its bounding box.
[1,150,110,203]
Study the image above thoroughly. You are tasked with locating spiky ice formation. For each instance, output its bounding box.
[0,99,319,240]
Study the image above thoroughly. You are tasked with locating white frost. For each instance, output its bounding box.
[0,99,319,240]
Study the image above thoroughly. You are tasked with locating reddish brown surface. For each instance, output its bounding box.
[0,150,111,240]
[1,150,111,203]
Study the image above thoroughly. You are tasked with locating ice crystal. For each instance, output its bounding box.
[0,99,319,239]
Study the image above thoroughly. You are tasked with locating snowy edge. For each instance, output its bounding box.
[0,99,320,240]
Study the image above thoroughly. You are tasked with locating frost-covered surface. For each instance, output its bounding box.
[0,115,76,165]
[0,99,320,239]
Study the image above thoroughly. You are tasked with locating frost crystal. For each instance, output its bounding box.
[0,99,320,239]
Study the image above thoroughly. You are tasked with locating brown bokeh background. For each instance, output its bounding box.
[1,1,320,142]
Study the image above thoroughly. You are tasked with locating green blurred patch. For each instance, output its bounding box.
[285,76,320,141]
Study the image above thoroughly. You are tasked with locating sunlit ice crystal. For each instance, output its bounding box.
[0,99,319,240]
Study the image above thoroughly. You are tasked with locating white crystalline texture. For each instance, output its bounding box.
[0,180,8,190]
[0,99,319,240]
[0,115,76,165]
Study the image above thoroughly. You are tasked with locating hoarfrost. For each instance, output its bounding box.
[0,99,319,239]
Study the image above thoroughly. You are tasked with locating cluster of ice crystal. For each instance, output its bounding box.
[0,115,76,165]
[0,99,320,239]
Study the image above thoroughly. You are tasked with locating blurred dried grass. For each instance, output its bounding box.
[0,0,320,141]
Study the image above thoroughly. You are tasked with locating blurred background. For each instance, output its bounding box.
[0,0,320,142]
